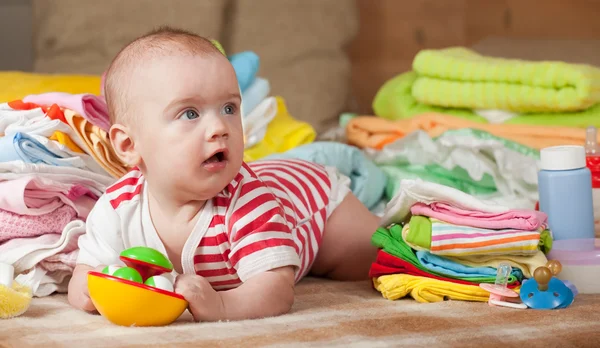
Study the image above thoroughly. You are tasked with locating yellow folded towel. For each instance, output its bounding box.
[63,109,128,178]
[373,273,490,303]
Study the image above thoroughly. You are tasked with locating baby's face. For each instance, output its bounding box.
[126,53,244,200]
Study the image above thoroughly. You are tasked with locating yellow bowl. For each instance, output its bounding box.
[88,272,188,327]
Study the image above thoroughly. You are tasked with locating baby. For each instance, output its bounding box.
[68,27,381,322]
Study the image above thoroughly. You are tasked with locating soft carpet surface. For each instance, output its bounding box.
[1,278,599,347]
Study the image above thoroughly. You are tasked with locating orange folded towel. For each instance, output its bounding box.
[347,113,599,150]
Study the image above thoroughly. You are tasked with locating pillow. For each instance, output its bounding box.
[224,0,359,132]
[31,0,227,75]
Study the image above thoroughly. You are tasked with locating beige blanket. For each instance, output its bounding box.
[1,278,599,347]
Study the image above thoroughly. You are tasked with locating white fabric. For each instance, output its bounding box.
[474,109,519,123]
[0,106,88,153]
[0,103,45,134]
[0,161,114,197]
[0,262,14,288]
[0,104,110,175]
[1,220,85,297]
[0,220,84,274]
[15,266,72,297]
[367,130,539,207]
[243,97,278,148]
[380,179,512,227]
[31,134,109,176]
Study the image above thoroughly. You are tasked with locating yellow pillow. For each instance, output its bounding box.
[0,71,101,102]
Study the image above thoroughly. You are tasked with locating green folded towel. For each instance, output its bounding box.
[412,47,600,113]
[373,71,600,128]
[371,225,518,283]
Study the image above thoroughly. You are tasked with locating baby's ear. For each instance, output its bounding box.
[109,124,141,167]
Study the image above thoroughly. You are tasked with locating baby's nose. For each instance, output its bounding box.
[207,119,229,140]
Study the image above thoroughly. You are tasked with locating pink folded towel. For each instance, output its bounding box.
[0,175,98,219]
[23,92,110,131]
[410,202,548,231]
[0,205,77,243]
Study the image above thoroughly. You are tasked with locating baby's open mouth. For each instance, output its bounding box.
[204,151,226,164]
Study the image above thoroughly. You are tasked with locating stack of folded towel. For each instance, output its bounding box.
[370,179,552,303]
[0,96,115,297]
[373,47,600,128]
[344,47,600,211]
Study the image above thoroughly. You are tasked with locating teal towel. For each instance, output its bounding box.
[264,142,387,209]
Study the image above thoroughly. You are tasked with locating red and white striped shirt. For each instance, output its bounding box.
[77,159,339,290]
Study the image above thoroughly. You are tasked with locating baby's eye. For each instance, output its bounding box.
[222,104,236,115]
[180,109,199,120]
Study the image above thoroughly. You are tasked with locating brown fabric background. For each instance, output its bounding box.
[1,278,599,347]
[31,0,227,74]
[224,0,358,131]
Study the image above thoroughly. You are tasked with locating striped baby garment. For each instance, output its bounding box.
[403,216,543,257]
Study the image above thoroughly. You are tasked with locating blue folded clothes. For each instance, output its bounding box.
[242,77,270,117]
[264,141,387,210]
[416,251,524,281]
[0,132,73,167]
[229,51,260,92]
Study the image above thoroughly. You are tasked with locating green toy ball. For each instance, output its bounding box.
[112,267,143,283]
[101,265,121,276]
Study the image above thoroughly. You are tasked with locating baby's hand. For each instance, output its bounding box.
[174,274,225,322]
[67,264,106,312]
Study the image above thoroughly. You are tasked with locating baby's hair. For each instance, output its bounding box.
[104,26,224,126]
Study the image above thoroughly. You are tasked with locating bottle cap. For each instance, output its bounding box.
[540,145,586,171]
[0,262,14,288]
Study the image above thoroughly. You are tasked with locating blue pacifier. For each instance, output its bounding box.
[520,260,574,310]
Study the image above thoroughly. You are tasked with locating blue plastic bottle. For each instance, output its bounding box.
[538,145,595,240]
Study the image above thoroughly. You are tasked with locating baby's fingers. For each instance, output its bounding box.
[81,294,97,313]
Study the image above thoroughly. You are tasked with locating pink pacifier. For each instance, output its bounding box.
[479,263,527,309]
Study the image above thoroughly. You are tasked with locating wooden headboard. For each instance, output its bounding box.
[348,0,600,114]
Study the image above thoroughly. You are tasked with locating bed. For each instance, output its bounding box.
[3,278,600,347]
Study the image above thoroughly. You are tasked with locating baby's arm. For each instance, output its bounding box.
[175,266,295,322]
[175,177,301,321]
[67,196,124,311]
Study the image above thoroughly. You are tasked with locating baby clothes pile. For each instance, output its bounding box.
[0,96,116,297]
[343,47,600,212]
[369,179,552,303]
